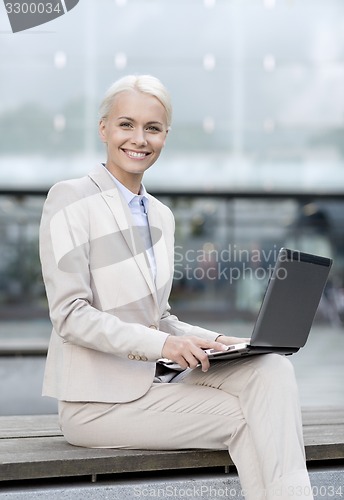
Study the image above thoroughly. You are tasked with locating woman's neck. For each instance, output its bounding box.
[105,164,142,194]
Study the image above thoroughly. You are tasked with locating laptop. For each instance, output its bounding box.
[205,247,332,362]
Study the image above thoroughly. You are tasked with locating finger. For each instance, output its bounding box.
[188,347,210,372]
[218,336,250,347]
[174,356,189,370]
[206,340,228,352]
[193,338,228,352]
[234,337,250,344]
[183,351,201,370]
[199,354,210,373]
[214,342,229,351]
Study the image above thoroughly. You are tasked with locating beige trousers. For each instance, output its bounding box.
[59,354,313,500]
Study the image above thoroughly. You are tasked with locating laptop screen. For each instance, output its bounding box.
[250,248,332,349]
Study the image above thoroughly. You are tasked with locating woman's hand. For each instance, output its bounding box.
[161,335,228,373]
[215,335,251,346]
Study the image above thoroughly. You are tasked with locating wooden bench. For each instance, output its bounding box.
[0,407,343,483]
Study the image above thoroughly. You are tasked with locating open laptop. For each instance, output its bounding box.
[205,247,332,362]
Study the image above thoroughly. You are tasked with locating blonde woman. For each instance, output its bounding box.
[40,75,313,500]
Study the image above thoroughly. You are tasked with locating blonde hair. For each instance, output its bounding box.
[99,75,172,128]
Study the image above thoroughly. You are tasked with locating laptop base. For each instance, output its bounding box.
[207,345,299,362]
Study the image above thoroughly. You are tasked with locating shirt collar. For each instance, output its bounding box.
[102,163,149,213]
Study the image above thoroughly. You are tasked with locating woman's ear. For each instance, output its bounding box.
[98,119,107,143]
[163,127,170,146]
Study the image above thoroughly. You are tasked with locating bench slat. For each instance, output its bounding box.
[0,437,232,481]
[0,415,61,439]
[0,409,343,482]
[2,408,344,439]
[301,407,344,425]
[0,433,343,482]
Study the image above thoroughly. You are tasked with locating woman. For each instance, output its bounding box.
[39,75,313,499]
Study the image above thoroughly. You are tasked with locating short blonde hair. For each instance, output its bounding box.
[99,75,172,128]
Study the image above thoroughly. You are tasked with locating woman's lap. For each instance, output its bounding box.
[59,354,297,450]
[59,379,243,449]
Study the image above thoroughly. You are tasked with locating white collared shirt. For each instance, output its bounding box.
[103,164,157,282]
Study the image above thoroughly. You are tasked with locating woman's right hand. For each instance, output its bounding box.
[161,335,227,373]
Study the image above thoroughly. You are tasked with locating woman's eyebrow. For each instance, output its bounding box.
[117,116,164,126]
[146,121,164,126]
[117,116,134,121]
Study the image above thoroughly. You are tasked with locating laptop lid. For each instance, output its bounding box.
[250,248,332,349]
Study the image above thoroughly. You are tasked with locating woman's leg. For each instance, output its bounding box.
[59,354,313,500]
[174,354,313,500]
[59,383,242,450]
[59,380,265,500]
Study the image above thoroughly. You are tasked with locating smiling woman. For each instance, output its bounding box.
[98,78,169,194]
[39,74,315,500]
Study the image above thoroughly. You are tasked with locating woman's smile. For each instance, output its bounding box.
[121,148,151,159]
[99,89,168,192]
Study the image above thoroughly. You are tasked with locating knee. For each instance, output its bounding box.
[259,352,294,372]
[251,353,297,390]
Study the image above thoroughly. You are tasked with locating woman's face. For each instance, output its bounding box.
[99,90,169,188]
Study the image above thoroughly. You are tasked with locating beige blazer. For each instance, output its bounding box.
[40,164,218,403]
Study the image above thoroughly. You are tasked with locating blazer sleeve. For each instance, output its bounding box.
[39,180,169,362]
[159,303,220,342]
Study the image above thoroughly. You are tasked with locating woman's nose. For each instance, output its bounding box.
[131,128,147,146]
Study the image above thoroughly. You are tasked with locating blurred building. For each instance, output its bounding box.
[0,0,343,192]
[1,0,344,415]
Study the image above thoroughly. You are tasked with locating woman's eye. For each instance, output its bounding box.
[119,122,132,128]
[147,125,161,132]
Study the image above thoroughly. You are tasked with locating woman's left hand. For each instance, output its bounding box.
[216,335,250,346]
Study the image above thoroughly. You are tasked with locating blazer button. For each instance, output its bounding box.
[135,355,141,361]
[149,325,158,330]
[141,356,148,361]
[128,354,135,360]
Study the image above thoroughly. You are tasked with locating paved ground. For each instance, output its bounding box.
[0,319,343,415]
[0,469,343,500]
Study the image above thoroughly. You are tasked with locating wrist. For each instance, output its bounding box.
[215,334,225,342]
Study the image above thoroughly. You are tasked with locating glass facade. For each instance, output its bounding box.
[1,0,344,333]
[0,0,344,191]
[1,1,344,414]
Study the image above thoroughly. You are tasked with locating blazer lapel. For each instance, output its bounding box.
[147,197,172,307]
[88,165,159,307]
